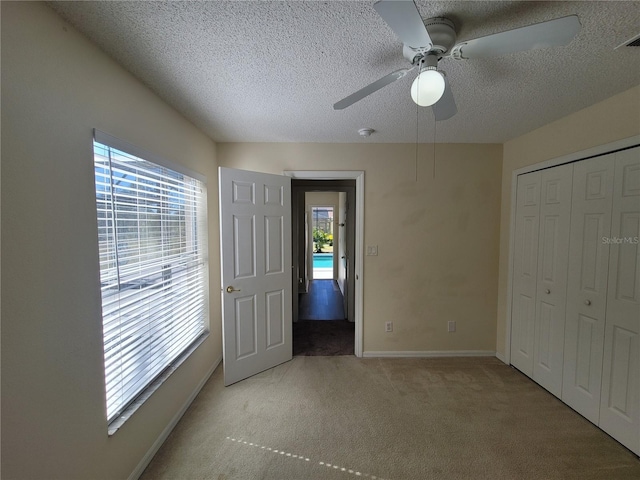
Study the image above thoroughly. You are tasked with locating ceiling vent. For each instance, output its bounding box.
[615,33,640,49]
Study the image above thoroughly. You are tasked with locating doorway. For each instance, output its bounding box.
[290,180,357,356]
[285,170,364,357]
[218,167,364,386]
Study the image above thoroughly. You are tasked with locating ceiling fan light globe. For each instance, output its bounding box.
[410,69,445,107]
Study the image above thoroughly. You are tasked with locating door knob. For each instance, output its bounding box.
[226,286,241,293]
[545,289,551,294]
[584,299,591,306]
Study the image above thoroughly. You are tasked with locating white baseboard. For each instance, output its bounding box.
[495,352,507,364]
[362,350,496,358]
[128,355,222,480]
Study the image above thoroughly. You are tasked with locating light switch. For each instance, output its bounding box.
[366,245,378,256]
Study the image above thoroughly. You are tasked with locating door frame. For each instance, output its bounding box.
[285,170,365,357]
[504,135,640,365]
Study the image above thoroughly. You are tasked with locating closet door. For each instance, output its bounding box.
[532,164,573,397]
[600,147,640,455]
[562,155,615,423]
[511,171,541,377]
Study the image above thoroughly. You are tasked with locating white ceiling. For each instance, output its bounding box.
[49,1,640,144]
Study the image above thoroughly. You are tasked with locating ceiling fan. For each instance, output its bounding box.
[333,0,581,120]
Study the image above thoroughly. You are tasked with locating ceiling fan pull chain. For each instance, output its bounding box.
[432,113,437,179]
[415,72,420,183]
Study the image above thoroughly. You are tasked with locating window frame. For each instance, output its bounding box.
[93,130,209,432]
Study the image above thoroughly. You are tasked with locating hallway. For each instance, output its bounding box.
[294,280,353,356]
[298,279,345,321]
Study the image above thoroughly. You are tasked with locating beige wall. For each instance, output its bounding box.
[1,3,221,479]
[497,85,640,358]
[218,142,503,353]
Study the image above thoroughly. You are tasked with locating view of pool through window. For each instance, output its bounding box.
[311,205,334,279]
[313,253,333,279]
[313,253,333,268]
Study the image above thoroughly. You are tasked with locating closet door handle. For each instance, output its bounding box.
[545,289,551,294]
[584,299,591,306]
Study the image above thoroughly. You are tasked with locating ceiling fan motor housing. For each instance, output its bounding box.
[403,17,457,63]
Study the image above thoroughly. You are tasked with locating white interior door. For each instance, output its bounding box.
[533,164,573,397]
[219,167,292,386]
[511,171,542,377]
[562,154,615,423]
[599,147,640,455]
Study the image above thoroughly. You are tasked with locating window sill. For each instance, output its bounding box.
[107,332,209,436]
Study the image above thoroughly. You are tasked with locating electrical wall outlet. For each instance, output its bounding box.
[385,321,393,332]
[366,245,378,256]
[448,321,456,333]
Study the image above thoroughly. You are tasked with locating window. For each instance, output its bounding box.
[93,132,208,423]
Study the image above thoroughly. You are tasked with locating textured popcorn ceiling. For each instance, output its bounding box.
[49,1,640,143]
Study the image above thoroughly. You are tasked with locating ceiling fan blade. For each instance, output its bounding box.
[432,75,457,121]
[373,0,432,49]
[451,15,581,59]
[333,67,415,110]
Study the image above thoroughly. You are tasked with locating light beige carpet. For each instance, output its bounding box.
[141,356,640,480]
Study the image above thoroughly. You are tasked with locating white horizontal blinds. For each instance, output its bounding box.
[94,140,207,422]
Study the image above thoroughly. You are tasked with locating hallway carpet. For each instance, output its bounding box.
[140,357,640,480]
[299,279,345,320]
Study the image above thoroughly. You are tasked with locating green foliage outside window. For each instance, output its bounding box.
[313,228,329,244]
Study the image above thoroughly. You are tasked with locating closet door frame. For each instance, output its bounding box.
[504,135,640,365]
